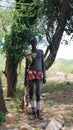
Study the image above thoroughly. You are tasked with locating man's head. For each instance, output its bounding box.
[30,37,37,49]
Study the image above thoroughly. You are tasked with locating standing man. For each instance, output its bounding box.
[24,37,46,120]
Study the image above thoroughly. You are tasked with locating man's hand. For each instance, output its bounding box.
[24,80,27,87]
[43,78,46,84]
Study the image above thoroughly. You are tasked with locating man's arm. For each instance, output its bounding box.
[42,51,46,83]
[24,59,28,86]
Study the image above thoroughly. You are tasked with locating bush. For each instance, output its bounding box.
[0,111,5,125]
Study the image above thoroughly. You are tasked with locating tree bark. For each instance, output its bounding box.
[45,0,70,70]
[0,78,7,113]
[5,58,18,97]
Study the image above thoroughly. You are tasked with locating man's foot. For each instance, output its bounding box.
[37,114,43,120]
[37,110,43,120]
[30,110,36,120]
[30,114,36,120]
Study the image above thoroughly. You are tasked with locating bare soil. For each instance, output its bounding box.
[0,71,73,130]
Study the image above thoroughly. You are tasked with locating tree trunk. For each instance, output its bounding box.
[0,78,7,113]
[5,58,18,97]
[45,0,70,70]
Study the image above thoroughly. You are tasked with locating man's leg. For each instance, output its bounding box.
[29,80,36,119]
[36,79,43,120]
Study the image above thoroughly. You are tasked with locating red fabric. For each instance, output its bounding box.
[27,69,35,80]
[27,69,43,80]
[36,72,43,79]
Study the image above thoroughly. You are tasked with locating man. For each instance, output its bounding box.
[25,37,46,120]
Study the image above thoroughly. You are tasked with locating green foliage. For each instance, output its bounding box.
[43,0,60,18]
[69,112,73,117]
[9,102,15,109]
[0,8,14,45]
[38,0,73,45]
[9,99,21,110]
[1,0,41,63]
[0,111,5,125]
[42,80,73,105]
[35,128,39,130]
[64,118,73,127]
[16,102,22,110]
[0,0,73,64]
[40,0,61,36]
[43,81,68,93]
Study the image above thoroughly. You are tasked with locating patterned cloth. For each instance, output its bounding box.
[27,69,43,80]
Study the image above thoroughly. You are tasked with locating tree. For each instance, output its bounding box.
[3,0,40,97]
[39,0,73,69]
[0,77,7,113]
[0,0,73,97]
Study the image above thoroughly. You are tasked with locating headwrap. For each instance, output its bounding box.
[30,37,37,44]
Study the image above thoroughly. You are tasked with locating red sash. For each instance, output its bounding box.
[27,69,43,80]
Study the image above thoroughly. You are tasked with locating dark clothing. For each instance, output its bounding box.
[25,48,46,110]
[25,49,46,82]
[29,79,42,101]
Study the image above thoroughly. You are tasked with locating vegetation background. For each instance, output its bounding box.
[0,0,73,128]
[0,54,73,128]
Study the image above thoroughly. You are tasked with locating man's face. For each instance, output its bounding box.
[31,42,37,49]
[30,37,37,49]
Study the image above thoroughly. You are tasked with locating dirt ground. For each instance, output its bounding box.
[0,71,73,130]
[46,71,73,81]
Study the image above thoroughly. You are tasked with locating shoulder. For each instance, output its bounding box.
[37,49,44,54]
[37,49,44,57]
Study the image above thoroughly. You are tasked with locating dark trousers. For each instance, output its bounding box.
[29,79,42,102]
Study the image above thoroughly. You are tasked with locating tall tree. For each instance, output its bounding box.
[41,0,73,69]
[3,0,40,97]
[0,0,73,97]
